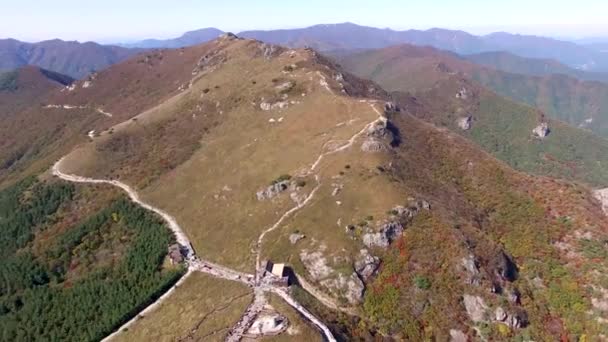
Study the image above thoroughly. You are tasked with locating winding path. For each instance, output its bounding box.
[228,100,384,341]
[51,156,336,342]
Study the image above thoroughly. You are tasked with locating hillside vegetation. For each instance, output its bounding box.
[339,44,608,186]
[0,178,183,341]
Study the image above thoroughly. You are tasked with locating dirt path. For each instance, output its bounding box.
[228,101,383,341]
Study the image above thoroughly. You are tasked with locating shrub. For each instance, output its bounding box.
[413,275,431,290]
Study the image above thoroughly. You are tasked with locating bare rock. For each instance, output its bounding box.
[493,251,518,282]
[320,272,365,305]
[593,188,608,215]
[361,118,395,153]
[289,233,305,245]
[495,307,507,321]
[461,255,480,286]
[449,329,468,342]
[299,247,333,280]
[256,181,291,201]
[260,100,288,111]
[275,81,295,93]
[457,116,472,130]
[462,294,488,322]
[384,102,399,113]
[362,221,404,248]
[532,122,550,138]
[354,249,380,281]
[455,87,468,99]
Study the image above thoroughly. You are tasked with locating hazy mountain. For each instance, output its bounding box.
[121,28,224,48]
[239,22,608,71]
[0,38,141,78]
[464,51,608,83]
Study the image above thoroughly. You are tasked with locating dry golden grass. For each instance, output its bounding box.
[112,272,252,342]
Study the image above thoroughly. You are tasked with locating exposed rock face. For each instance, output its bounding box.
[449,329,468,342]
[384,101,399,113]
[299,247,333,280]
[289,233,305,244]
[361,118,394,153]
[275,81,295,93]
[363,201,430,248]
[462,294,487,322]
[493,251,518,282]
[260,100,288,111]
[461,255,480,286]
[593,188,608,215]
[532,122,550,138]
[247,312,288,336]
[320,272,365,304]
[495,307,507,321]
[363,221,403,248]
[457,116,472,130]
[256,181,291,200]
[455,87,468,99]
[354,249,380,281]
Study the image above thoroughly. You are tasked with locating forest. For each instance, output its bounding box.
[0,177,185,341]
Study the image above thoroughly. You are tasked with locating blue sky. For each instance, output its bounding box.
[1,0,607,42]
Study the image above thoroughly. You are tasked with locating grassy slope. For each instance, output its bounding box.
[113,272,251,342]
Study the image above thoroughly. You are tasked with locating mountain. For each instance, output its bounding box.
[4,34,608,341]
[464,51,608,83]
[0,66,72,115]
[239,22,608,71]
[0,38,141,78]
[338,44,608,141]
[121,28,224,48]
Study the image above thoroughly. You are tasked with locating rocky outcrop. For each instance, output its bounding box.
[463,295,487,322]
[256,181,291,200]
[289,232,305,244]
[532,122,550,138]
[275,81,295,93]
[455,87,468,99]
[354,249,380,281]
[593,188,608,215]
[363,201,430,248]
[361,118,394,153]
[320,272,365,305]
[363,221,403,248]
[449,329,468,342]
[260,100,288,111]
[493,251,518,282]
[461,255,480,286]
[457,116,472,130]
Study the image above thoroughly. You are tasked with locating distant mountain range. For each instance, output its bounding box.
[0,38,140,78]
[120,28,224,48]
[2,22,608,80]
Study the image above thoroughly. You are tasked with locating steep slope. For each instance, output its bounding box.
[239,22,608,71]
[0,44,214,187]
[122,28,224,48]
[338,44,608,164]
[465,51,608,83]
[0,38,141,78]
[46,35,608,341]
[0,66,72,116]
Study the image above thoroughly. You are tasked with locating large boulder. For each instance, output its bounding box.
[256,180,291,201]
[354,249,380,281]
[457,116,472,130]
[532,122,550,138]
[462,294,488,322]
